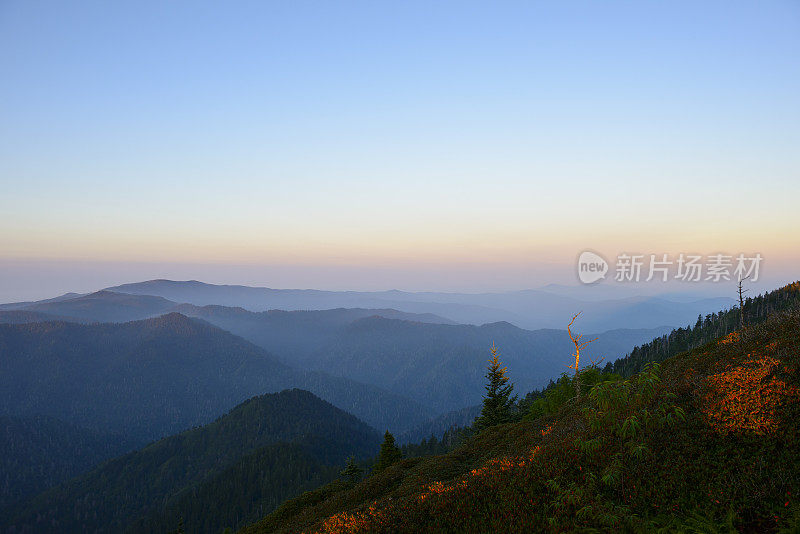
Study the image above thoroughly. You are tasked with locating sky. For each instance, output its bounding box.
[1,1,799,301]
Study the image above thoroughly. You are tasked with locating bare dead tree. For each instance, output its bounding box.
[566,311,601,400]
[738,275,749,328]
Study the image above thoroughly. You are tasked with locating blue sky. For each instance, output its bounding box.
[1,1,798,300]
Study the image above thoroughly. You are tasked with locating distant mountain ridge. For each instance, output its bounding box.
[0,292,85,311]
[0,310,71,324]
[0,289,455,327]
[105,279,736,331]
[20,290,176,322]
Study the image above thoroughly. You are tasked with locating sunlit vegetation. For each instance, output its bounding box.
[243,302,800,533]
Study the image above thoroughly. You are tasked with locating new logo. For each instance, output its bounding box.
[577,251,609,284]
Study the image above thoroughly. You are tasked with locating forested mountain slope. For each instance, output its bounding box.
[398,404,481,445]
[0,313,431,439]
[0,416,139,510]
[607,281,800,376]
[171,304,456,364]
[171,306,671,413]
[243,308,800,533]
[310,318,671,413]
[3,390,381,534]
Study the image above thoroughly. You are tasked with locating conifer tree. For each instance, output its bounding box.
[340,456,363,482]
[168,517,185,534]
[375,431,403,471]
[473,343,517,430]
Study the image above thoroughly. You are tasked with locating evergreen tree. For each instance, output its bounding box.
[340,456,363,482]
[473,343,517,430]
[375,431,403,471]
[167,517,184,534]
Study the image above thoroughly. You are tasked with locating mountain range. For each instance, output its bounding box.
[102,279,734,331]
[0,313,432,439]
[1,280,796,533]
[0,289,673,415]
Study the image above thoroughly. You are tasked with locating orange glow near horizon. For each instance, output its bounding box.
[1,220,798,267]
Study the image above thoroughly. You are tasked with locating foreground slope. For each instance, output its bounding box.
[4,389,381,534]
[244,309,800,533]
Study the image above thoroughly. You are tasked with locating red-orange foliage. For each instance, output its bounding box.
[701,349,798,434]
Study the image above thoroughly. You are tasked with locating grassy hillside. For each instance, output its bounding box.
[242,308,800,533]
[3,390,381,534]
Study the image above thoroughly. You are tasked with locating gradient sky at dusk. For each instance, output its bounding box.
[1,1,798,300]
